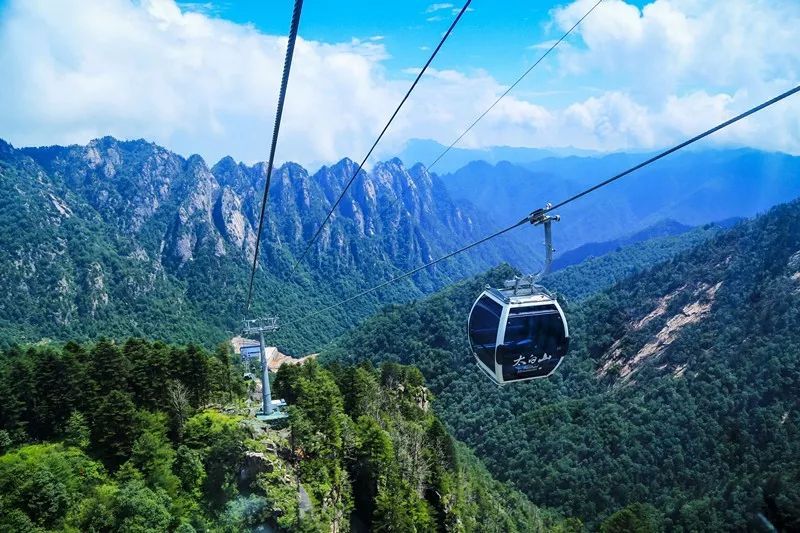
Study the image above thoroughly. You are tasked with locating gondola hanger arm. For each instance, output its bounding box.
[527,202,560,225]
[525,203,560,279]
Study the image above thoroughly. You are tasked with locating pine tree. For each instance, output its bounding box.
[91,390,139,470]
[600,503,663,533]
[31,348,78,440]
[347,366,382,420]
[88,339,131,401]
[0,355,33,441]
[171,345,212,407]
[174,445,206,498]
[126,338,170,409]
[352,416,394,525]
[129,411,180,495]
[63,411,90,449]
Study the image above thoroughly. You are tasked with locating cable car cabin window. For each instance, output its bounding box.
[469,296,503,369]
[497,306,568,381]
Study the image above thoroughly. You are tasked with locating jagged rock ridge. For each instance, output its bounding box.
[0,136,531,350]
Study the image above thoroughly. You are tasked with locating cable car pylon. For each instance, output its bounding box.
[242,316,287,420]
[468,204,569,385]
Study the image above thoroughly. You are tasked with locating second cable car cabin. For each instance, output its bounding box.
[468,206,569,385]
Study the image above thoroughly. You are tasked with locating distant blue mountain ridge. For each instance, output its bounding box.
[396,138,601,174]
[435,147,800,260]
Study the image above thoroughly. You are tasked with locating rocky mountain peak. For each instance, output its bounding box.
[330,157,356,172]
[214,186,255,256]
[0,135,531,350]
[185,153,208,172]
[4,136,529,272]
[214,155,237,170]
[212,156,253,191]
[276,161,307,180]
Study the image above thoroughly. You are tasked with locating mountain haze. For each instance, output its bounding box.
[396,138,598,174]
[442,149,800,254]
[551,219,694,271]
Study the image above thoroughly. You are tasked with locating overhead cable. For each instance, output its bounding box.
[288,215,528,326]
[379,0,603,218]
[291,0,474,270]
[544,84,800,213]
[426,0,604,173]
[246,0,304,313]
[289,83,800,323]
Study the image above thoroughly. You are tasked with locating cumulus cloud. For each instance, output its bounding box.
[0,0,407,168]
[553,0,799,89]
[546,0,800,152]
[0,0,797,170]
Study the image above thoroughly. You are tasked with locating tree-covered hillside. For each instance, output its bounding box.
[0,137,531,353]
[0,338,572,532]
[324,198,800,530]
[551,219,694,271]
[546,221,726,301]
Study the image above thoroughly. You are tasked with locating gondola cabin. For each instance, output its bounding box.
[468,283,569,385]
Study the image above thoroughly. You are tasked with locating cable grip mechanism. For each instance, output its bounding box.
[526,203,560,279]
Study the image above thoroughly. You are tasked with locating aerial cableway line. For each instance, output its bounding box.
[426,0,604,173]
[291,0,474,271]
[378,0,603,218]
[246,0,304,313]
[544,85,800,213]
[289,83,800,325]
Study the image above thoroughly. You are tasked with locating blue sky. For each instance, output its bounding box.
[0,0,797,168]
[177,1,617,81]
[178,0,646,105]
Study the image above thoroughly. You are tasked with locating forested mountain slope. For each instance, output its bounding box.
[546,221,726,301]
[442,149,800,254]
[0,137,531,352]
[324,198,800,530]
[551,219,693,271]
[0,339,573,532]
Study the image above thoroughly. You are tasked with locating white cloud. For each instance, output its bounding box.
[0,0,797,171]
[544,0,800,153]
[0,0,405,168]
[175,2,224,16]
[553,0,800,88]
[424,1,471,23]
[425,3,454,14]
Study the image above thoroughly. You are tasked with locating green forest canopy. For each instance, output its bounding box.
[0,338,579,532]
[324,199,800,530]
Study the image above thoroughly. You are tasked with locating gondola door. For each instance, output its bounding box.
[496,303,569,383]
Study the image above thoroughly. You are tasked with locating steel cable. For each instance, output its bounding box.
[246,0,304,313]
[291,0,474,270]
